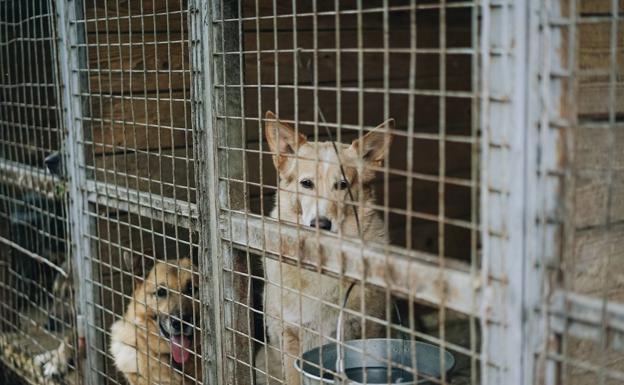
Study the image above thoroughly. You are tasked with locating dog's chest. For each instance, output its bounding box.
[264,259,342,324]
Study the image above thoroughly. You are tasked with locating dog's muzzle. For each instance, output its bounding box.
[158,314,194,365]
[159,313,193,338]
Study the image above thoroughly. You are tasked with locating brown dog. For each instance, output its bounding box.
[110,255,200,385]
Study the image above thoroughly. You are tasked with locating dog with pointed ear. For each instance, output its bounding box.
[263,110,393,233]
[258,111,393,385]
[110,251,201,385]
[122,249,155,284]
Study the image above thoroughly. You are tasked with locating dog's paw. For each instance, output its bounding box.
[34,348,69,378]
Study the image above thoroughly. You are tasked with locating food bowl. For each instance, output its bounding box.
[294,339,455,384]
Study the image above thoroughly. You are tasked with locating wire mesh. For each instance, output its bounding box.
[60,0,202,384]
[0,0,80,383]
[208,1,481,384]
[4,0,621,385]
[539,0,624,384]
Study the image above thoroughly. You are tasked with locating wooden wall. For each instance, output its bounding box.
[569,3,624,298]
[81,0,477,264]
[0,0,60,167]
[240,1,476,262]
[566,1,624,383]
[84,0,194,202]
[577,4,624,119]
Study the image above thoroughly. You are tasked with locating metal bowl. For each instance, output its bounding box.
[294,339,455,385]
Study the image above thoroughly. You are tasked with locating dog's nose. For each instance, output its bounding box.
[310,217,332,231]
[171,318,182,332]
[171,314,192,332]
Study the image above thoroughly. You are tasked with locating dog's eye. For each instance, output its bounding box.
[155,287,167,298]
[335,180,349,190]
[300,179,314,189]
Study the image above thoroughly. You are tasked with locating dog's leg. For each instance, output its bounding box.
[124,373,139,385]
[282,326,301,385]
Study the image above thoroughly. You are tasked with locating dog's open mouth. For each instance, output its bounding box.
[158,318,192,365]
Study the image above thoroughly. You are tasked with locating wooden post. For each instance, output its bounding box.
[190,0,253,383]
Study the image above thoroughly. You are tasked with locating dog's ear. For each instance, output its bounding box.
[265,111,307,171]
[123,250,155,283]
[350,119,394,167]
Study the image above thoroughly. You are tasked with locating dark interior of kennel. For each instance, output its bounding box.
[0,1,78,383]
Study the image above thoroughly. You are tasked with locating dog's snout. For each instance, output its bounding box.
[170,317,182,332]
[170,313,192,332]
[310,217,332,231]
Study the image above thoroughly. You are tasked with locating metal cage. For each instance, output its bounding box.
[0,0,621,385]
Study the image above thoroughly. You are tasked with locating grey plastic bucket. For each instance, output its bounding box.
[294,339,455,385]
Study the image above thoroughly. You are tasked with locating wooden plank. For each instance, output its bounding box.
[550,291,624,385]
[221,212,478,314]
[87,33,189,94]
[573,172,624,229]
[242,86,472,142]
[85,0,187,33]
[243,48,472,89]
[579,0,624,14]
[214,2,253,383]
[241,0,473,36]
[242,4,408,31]
[574,124,624,172]
[243,20,471,51]
[550,291,624,352]
[86,92,191,153]
[569,224,624,300]
[93,147,196,202]
[579,22,624,72]
[578,22,624,118]
[578,81,624,118]
[85,180,197,229]
[189,0,223,383]
[573,124,624,228]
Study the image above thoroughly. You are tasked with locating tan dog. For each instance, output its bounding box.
[110,256,200,385]
[257,111,393,385]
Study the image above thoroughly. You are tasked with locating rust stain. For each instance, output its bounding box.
[434,277,451,302]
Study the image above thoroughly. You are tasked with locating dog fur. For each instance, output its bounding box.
[34,258,84,379]
[257,111,393,385]
[110,256,200,385]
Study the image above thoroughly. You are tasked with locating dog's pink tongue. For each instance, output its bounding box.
[171,335,191,364]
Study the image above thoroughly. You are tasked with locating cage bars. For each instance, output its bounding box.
[1,1,621,385]
[189,0,224,383]
[0,0,81,383]
[210,1,483,385]
[55,0,100,383]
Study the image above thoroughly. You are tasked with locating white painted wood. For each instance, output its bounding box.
[550,290,624,352]
[481,1,534,384]
[221,212,480,315]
